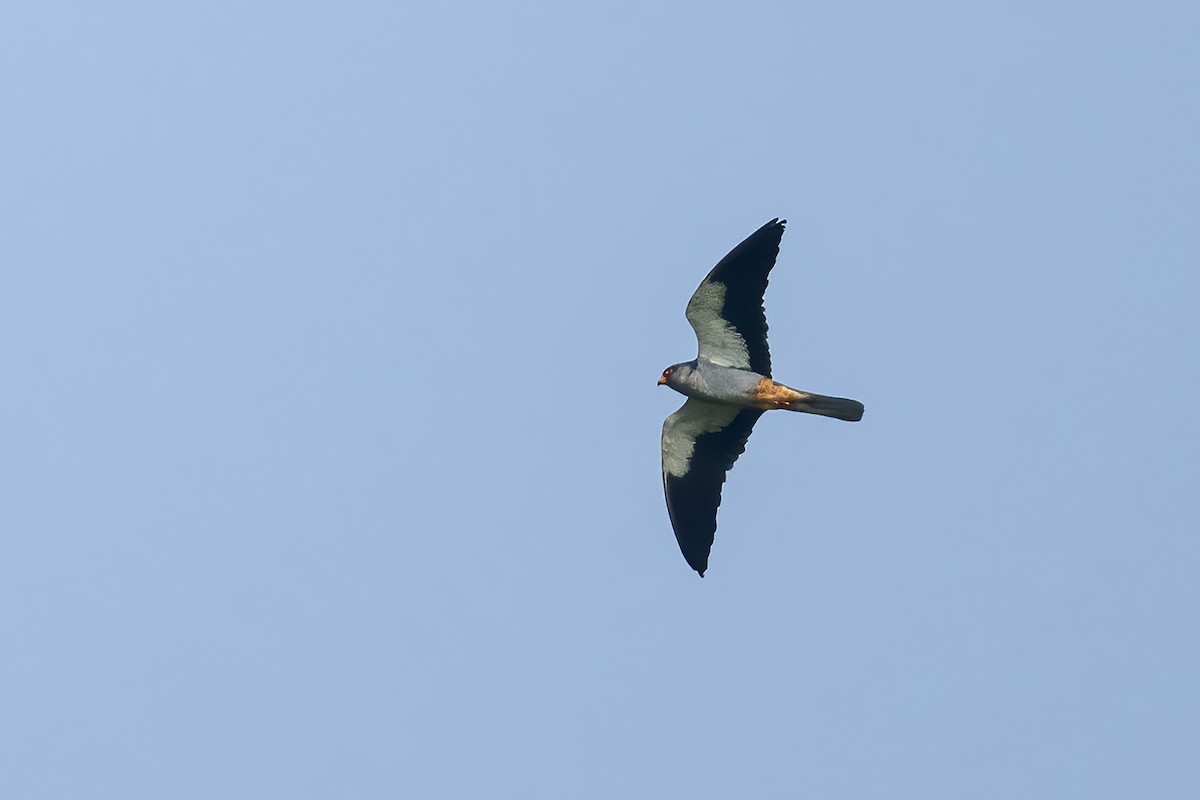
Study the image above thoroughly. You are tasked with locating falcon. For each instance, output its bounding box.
[659,218,864,576]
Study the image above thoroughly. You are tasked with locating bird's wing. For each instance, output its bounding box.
[684,218,785,377]
[661,398,764,575]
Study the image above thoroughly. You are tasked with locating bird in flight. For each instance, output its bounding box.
[659,218,864,576]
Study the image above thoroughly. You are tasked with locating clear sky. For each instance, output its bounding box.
[3,2,1198,798]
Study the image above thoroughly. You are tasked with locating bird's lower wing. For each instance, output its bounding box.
[661,399,764,575]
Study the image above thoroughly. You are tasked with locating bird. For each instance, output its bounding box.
[659,218,864,576]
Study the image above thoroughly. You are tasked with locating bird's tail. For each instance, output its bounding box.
[754,379,864,422]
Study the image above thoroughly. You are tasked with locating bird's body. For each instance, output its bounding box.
[660,357,863,418]
[659,218,864,576]
[659,358,764,404]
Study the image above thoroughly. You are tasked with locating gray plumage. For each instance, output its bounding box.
[658,218,864,575]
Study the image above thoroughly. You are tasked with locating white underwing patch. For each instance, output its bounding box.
[661,399,740,478]
[685,281,750,369]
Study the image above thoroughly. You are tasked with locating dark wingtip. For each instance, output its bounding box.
[755,217,787,247]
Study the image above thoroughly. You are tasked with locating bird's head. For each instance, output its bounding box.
[658,361,694,389]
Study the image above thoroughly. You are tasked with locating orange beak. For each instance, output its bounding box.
[657,374,668,386]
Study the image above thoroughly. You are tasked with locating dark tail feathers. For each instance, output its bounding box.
[781,390,864,422]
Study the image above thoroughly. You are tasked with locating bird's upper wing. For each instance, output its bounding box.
[661,398,764,576]
[684,218,785,377]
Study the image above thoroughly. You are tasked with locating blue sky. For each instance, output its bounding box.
[3,2,1198,797]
